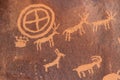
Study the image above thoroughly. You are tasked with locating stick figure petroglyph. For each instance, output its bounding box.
[103,70,120,80]
[92,11,116,32]
[63,13,89,41]
[43,49,65,72]
[34,23,60,51]
[73,56,102,78]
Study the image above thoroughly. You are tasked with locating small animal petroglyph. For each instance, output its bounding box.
[103,70,120,80]
[34,23,60,51]
[73,56,102,78]
[43,49,65,72]
[15,36,29,48]
[92,11,116,32]
[63,13,89,41]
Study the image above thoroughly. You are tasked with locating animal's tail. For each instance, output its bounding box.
[73,68,76,71]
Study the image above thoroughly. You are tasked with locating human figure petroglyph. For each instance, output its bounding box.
[34,23,60,51]
[73,56,102,78]
[63,13,89,41]
[103,70,120,80]
[15,36,29,48]
[43,49,65,72]
[92,11,116,32]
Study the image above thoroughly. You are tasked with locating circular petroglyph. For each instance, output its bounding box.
[17,4,55,39]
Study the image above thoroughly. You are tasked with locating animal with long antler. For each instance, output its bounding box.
[63,13,89,41]
[43,49,65,72]
[34,23,60,51]
[73,56,102,78]
[103,70,120,80]
[92,11,116,32]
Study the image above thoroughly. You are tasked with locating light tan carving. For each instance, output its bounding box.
[63,13,89,41]
[92,11,116,32]
[34,23,60,51]
[15,36,29,48]
[103,70,120,80]
[17,4,55,39]
[118,37,120,43]
[73,56,102,78]
[43,49,65,72]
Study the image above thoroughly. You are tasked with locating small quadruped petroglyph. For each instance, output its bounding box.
[73,56,102,78]
[43,49,65,72]
[34,23,60,51]
[92,10,116,32]
[63,12,89,41]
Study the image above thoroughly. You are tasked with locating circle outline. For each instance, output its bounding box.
[17,4,55,39]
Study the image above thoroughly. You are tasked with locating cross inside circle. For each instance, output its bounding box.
[18,4,55,39]
[23,9,50,33]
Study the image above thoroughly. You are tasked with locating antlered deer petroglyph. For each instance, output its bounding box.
[34,23,60,51]
[73,56,102,78]
[63,13,89,41]
[92,11,116,32]
[103,70,120,80]
[43,49,65,72]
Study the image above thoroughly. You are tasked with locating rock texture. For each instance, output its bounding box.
[0,0,120,80]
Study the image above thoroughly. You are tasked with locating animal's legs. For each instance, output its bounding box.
[95,25,98,32]
[56,62,59,68]
[104,23,108,30]
[36,43,39,51]
[88,69,91,74]
[91,68,94,74]
[65,32,68,41]
[78,72,82,78]
[107,22,110,29]
[67,33,71,41]
[82,72,86,77]
[49,39,54,47]
[44,66,48,72]
[81,27,85,34]
[79,28,83,35]
[38,43,41,51]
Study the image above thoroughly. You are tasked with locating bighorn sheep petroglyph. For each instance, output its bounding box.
[73,56,102,78]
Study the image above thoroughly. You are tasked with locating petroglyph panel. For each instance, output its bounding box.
[0,0,120,80]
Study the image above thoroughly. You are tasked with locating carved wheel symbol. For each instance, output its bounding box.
[17,4,55,39]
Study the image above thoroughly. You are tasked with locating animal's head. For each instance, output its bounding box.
[106,11,117,21]
[55,49,65,57]
[52,22,60,35]
[91,56,102,68]
[79,12,89,24]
